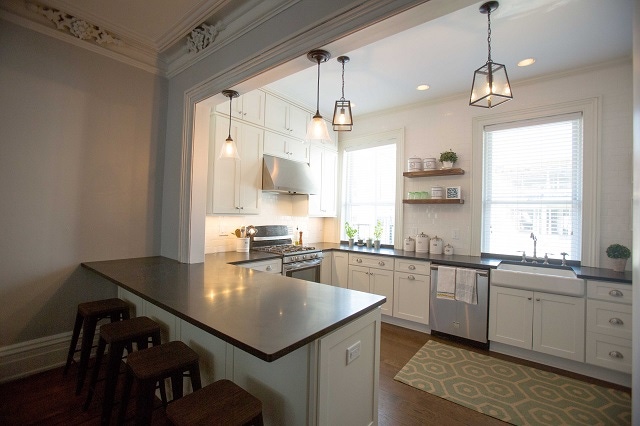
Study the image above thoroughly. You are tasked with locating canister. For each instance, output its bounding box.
[408,157,423,172]
[236,238,249,252]
[403,236,415,252]
[423,157,437,170]
[415,232,430,253]
[431,186,443,199]
[444,244,454,255]
[430,236,443,254]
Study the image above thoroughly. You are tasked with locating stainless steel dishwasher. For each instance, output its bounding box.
[429,265,489,344]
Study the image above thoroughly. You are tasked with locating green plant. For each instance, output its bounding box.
[373,220,383,240]
[345,222,358,239]
[606,243,631,259]
[439,149,458,163]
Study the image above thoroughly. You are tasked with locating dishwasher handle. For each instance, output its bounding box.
[430,265,488,277]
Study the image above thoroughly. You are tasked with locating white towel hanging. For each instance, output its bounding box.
[436,266,456,300]
[455,268,477,304]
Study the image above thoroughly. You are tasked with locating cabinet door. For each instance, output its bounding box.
[370,268,394,316]
[286,138,309,163]
[210,117,241,214]
[240,90,265,126]
[393,272,429,324]
[348,265,370,293]
[288,105,309,140]
[533,292,585,362]
[489,286,533,349]
[319,253,332,285]
[263,131,308,162]
[332,252,349,288]
[319,149,337,216]
[237,124,263,214]
[308,146,323,215]
[264,94,289,134]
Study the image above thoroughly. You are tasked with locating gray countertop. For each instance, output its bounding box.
[82,254,385,362]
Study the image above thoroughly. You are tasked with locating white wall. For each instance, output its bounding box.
[0,22,166,345]
[343,60,633,267]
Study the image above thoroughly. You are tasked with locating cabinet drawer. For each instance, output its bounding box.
[586,280,632,304]
[586,332,632,374]
[586,300,632,339]
[395,259,430,275]
[349,254,394,271]
[239,259,282,274]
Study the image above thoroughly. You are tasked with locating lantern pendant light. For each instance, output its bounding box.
[332,56,353,131]
[469,1,512,108]
[218,89,240,159]
[305,49,332,143]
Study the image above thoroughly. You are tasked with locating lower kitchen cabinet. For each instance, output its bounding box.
[331,251,349,288]
[319,253,332,285]
[348,254,394,316]
[237,258,282,274]
[489,286,585,362]
[393,259,430,325]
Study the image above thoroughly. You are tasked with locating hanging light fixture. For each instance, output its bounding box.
[469,1,512,108]
[305,49,332,143]
[332,56,353,131]
[218,89,240,159]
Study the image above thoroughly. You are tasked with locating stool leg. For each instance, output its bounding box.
[116,368,134,426]
[171,373,184,401]
[100,341,125,426]
[76,316,98,394]
[83,337,107,411]
[190,363,202,392]
[64,312,83,375]
[135,379,156,425]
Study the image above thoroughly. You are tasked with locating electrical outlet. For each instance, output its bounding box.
[346,341,361,365]
[452,228,459,240]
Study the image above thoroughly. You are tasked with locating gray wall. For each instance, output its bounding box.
[0,22,166,345]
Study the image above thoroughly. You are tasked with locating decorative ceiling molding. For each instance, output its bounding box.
[26,3,122,46]
[186,21,226,54]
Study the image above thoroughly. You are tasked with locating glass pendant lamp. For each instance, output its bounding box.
[332,56,353,131]
[218,89,241,159]
[305,49,332,143]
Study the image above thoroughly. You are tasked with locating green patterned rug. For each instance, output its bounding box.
[394,340,631,425]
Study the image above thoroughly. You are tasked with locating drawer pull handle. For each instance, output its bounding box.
[266,266,272,271]
[609,351,624,359]
[409,265,416,270]
[378,261,385,266]
[408,275,415,280]
[535,298,540,302]
[609,290,624,297]
[609,318,623,325]
[527,297,532,301]
[356,258,362,263]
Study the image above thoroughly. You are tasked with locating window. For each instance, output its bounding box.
[341,143,397,244]
[481,113,583,259]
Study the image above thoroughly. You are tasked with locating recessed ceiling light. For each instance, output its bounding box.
[417,84,430,91]
[518,58,536,67]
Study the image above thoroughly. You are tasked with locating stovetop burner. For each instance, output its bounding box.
[252,244,317,255]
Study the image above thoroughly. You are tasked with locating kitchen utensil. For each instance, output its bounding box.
[444,244,454,255]
[246,225,257,237]
[415,232,430,253]
[240,226,246,238]
[234,229,241,238]
[408,157,423,172]
[430,236,443,254]
[403,236,415,251]
[431,186,443,199]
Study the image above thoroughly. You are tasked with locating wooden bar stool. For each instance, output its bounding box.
[117,340,201,425]
[166,379,264,426]
[64,298,130,395]
[83,316,163,426]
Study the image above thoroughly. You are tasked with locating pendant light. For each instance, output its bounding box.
[218,89,240,159]
[305,49,332,143]
[332,56,353,131]
[469,1,512,108]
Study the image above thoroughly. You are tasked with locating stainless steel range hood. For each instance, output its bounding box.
[262,154,319,195]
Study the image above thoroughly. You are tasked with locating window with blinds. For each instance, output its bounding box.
[482,113,583,259]
[342,143,396,244]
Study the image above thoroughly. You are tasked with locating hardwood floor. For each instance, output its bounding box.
[0,323,629,425]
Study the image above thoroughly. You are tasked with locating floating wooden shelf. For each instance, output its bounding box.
[403,199,464,204]
[403,168,465,178]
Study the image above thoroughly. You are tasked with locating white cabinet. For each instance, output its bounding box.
[393,260,430,325]
[215,89,265,126]
[237,258,282,274]
[348,254,394,315]
[332,251,349,288]
[308,145,337,217]
[489,286,585,362]
[319,253,332,285]
[264,94,309,140]
[208,115,263,214]
[586,280,633,373]
[263,130,309,163]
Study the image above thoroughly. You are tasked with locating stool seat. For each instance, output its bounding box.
[64,298,129,395]
[166,379,263,426]
[83,316,162,425]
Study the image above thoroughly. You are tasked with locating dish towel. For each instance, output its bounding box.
[436,266,456,299]
[455,268,477,304]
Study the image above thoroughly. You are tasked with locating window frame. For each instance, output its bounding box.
[470,98,600,266]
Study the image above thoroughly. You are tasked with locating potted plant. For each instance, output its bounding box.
[606,243,631,272]
[439,149,458,169]
[373,220,383,249]
[345,222,358,247]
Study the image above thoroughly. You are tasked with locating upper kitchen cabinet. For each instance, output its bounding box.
[215,89,266,126]
[207,114,263,215]
[264,93,309,140]
[264,130,310,163]
[308,145,337,217]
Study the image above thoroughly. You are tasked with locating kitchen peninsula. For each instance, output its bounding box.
[82,255,385,426]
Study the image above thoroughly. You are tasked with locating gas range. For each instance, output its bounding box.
[252,244,322,264]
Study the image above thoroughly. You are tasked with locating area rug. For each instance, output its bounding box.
[394,340,631,425]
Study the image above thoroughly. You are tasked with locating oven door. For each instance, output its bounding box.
[283,258,322,282]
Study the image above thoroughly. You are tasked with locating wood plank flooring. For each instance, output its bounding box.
[0,323,629,425]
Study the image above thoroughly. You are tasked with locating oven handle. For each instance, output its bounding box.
[430,265,488,277]
[283,258,323,271]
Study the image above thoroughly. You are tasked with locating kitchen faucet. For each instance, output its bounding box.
[530,233,538,262]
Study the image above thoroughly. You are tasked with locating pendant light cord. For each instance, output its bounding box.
[486,9,492,63]
[340,59,345,100]
[227,95,233,139]
[315,57,321,115]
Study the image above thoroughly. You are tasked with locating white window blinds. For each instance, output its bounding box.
[342,143,396,243]
[482,113,583,260]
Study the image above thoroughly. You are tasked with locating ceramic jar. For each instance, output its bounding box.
[444,244,454,255]
[430,236,443,254]
[431,186,444,199]
[408,157,423,172]
[415,232,430,253]
[403,236,415,252]
[423,157,437,170]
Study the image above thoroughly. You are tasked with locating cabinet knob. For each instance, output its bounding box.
[609,351,624,359]
[356,258,362,263]
[408,275,415,280]
[609,317,624,325]
[240,206,244,210]
[609,289,624,297]
[378,261,385,266]
[266,266,272,271]
[408,265,416,270]
[535,298,540,301]
[527,297,532,301]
